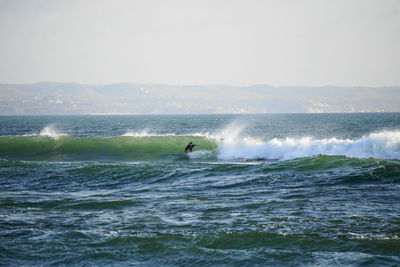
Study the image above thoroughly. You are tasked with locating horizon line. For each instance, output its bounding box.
[1,111,399,117]
[1,81,400,88]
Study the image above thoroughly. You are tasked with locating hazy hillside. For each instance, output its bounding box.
[0,82,398,115]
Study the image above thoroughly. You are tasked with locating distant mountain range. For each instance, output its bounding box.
[0,82,399,115]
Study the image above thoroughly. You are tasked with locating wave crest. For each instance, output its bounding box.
[39,125,68,139]
[1,121,399,161]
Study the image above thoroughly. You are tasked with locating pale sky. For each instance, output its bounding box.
[0,0,399,86]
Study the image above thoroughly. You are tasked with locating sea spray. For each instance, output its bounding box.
[39,124,68,139]
[122,129,180,137]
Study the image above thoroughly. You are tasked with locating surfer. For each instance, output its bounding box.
[185,142,198,153]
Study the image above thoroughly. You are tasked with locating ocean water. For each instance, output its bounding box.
[1,113,400,266]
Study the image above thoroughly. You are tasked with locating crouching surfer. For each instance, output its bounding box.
[185,142,199,153]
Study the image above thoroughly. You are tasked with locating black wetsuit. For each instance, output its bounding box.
[185,143,197,153]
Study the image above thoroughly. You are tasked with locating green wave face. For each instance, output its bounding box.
[0,136,217,161]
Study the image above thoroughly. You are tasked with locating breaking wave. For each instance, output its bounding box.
[0,125,399,161]
[20,125,68,139]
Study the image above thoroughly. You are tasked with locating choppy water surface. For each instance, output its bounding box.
[1,114,400,266]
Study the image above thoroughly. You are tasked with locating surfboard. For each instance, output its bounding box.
[172,153,189,159]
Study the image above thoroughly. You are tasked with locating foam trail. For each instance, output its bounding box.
[217,130,400,160]
[187,150,214,159]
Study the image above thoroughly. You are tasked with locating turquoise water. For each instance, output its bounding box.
[1,114,400,266]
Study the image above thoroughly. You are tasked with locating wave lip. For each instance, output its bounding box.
[122,130,215,139]
[38,125,68,139]
[122,130,176,137]
[217,130,400,161]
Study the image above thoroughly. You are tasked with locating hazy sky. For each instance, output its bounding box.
[0,0,399,86]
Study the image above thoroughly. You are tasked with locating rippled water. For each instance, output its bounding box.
[1,114,400,266]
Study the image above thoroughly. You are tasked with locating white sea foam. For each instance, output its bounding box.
[122,129,163,137]
[187,150,213,159]
[122,129,213,138]
[216,129,400,160]
[39,125,68,139]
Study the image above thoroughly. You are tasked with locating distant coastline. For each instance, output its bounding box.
[0,82,399,115]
